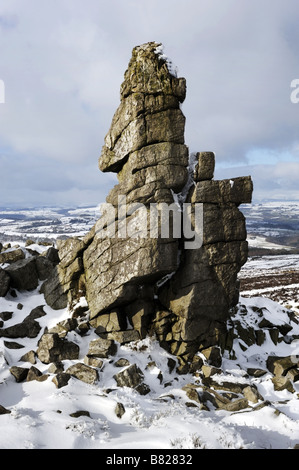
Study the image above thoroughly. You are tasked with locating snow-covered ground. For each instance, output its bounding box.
[247,234,294,251]
[1,205,299,451]
[1,283,299,450]
[0,206,101,242]
[239,254,299,314]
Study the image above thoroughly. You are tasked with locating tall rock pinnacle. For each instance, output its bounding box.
[41,42,253,372]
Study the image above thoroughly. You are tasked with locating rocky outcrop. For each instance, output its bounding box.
[39,42,253,369]
[82,42,189,321]
[14,42,253,371]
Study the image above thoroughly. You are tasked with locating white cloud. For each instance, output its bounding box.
[0,0,298,206]
[215,161,299,202]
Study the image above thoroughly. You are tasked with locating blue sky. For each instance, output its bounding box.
[0,0,299,207]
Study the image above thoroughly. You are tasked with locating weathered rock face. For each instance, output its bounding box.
[83,42,188,319]
[41,42,253,370]
[156,153,253,359]
[0,268,10,297]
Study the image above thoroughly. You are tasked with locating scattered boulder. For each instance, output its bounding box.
[0,405,11,415]
[84,356,103,368]
[69,410,91,418]
[0,306,47,341]
[115,402,126,418]
[114,358,131,368]
[48,362,64,374]
[4,341,24,349]
[52,373,71,389]
[48,318,78,338]
[20,350,36,364]
[0,248,25,265]
[5,258,39,291]
[36,333,80,364]
[66,363,99,385]
[272,376,295,393]
[0,311,13,321]
[113,364,149,394]
[242,385,263,404]
[0,316,41,339]
[87,338,117,359]
[44,247,60,264]
[26,366,44,382]
[9,366,29,382]
[266,355,298,377]
[90,309,127,332]
[28,305,47,320]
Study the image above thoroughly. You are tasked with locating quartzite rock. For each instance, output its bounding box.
[81,42,189,320]
[0,248,25,265]
[66,363,99,385]
[36,333,80,364]
[113,365,142,388]
[0,317,41,339]
[9,366,29,382]
[156,150,252,353]
[5,257,39,291]
[87,337,117,358]
[52,373,71,389]
[40,42,253,369]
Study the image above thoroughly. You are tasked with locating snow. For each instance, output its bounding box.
[1,210,299,450]
[154,44,178,78]
[241,253,299,275]
[1,286,299,450]
[247,234,294,251]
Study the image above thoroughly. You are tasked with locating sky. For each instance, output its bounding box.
[0,0,299,208]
